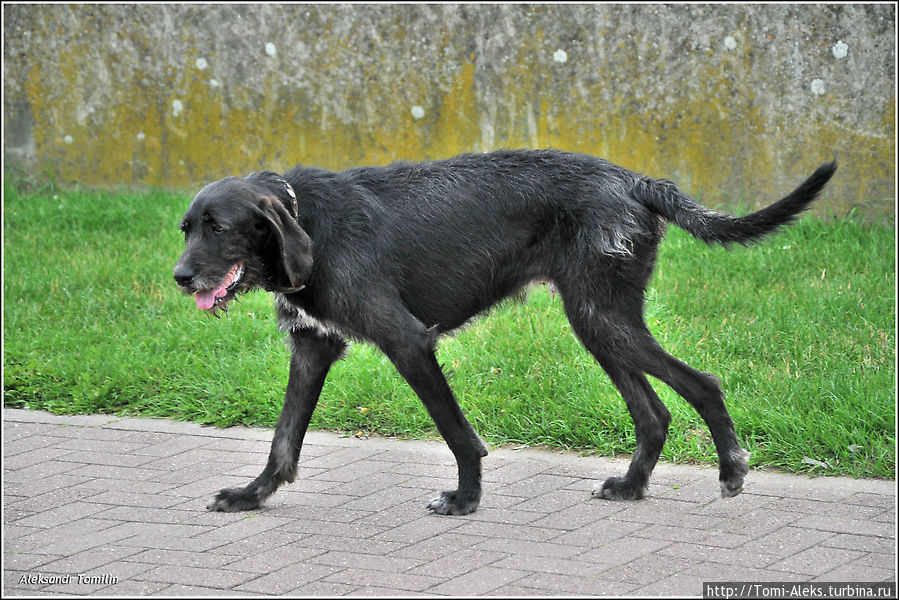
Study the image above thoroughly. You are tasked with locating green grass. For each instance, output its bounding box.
[3,178,895,479]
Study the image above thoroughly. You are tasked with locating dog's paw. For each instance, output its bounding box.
[427,490,480,516]
[592,476,647,501]
[207,487,262,512]
[719,449,751,498]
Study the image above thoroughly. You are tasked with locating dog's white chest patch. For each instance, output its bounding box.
[273,293,345,338]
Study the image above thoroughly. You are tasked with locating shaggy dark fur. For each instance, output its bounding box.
[173,149,836,515]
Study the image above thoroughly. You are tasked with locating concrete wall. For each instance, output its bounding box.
[3,4,895,216]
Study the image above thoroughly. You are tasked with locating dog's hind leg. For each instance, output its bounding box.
[208,328,346,511]
[580,340,672,500]
[376,319,488,516]
[636,339,751,498]
[561,283,749,500]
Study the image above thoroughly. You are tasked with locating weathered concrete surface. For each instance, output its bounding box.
[3,4,895,216]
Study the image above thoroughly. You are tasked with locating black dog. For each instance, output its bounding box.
[174,149,836,515]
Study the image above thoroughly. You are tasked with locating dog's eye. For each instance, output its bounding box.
[211,223,225,234]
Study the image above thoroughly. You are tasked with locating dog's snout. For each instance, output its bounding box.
[173,265,194,288]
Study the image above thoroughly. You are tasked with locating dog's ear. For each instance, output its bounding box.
[254,196,313,292]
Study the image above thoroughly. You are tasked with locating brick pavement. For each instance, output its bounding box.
[3,408,895,596]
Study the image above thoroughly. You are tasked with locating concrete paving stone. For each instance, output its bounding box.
[139,449,238,471]
[63,463,171,483]
[92,505,198,524]
[492,473,580,497]
[13,501,112,529]
[597,553,693,585]
[6,486,108,514]
[768,545,866,576]
[3,552,60,572]
[452,519,565,542]
[488,554,608,577]
[3,422,53,441]
[94,521,216,545]
[477,491,531,510]
[4,448,77,471]
[221,543,327,573]
[607,497,726,530]
[133,564,259,588]
[474,537,587,559]
[287,580,360,595]
[424,565,530,595]
[3,410,895,598]
[387,532,494,561]
[767,496,891,520]
[511,571,638,596]
[513,487,601,513]
[813,564,895,582]
[6,518,122,552]
[710,507,805,537]
[373,514,465,544]
[189,515,294,542]
[630,571,707,597]
[408,548,509,578]
[265,503,372,525]
[821,532,897,553]
[689,561,809,582]
[54,449,162,468]
[83,490,194,509]
[4,436,64,457]
[298,447,388,470]
[458,506,546,526]
[550,517,649,547]
[340,583,432,595]
[486,583,581,596]
[160,474,255,497]
[35,546,145,577]
[155,583,259,596]
[687,491,776,516]
[296,533,407,555]
[307,549,424,573]
[198,438,270,453]
[528,500,629,530]
[575,535,673,566]
[128,435,210,458]
[658,541,782,570]
[741,525,838,558]
[280,517,390,540]
[325,471,416,497]
[792,514,897,538]
[113,534,231,553]
[125,548,235,569]
[630,523,735,544]
[233,562,345,594]
[339,485,437,513]
[203,529,308,556]
[482,459,551,484]
[88,579,170,595]
[851,550,896,570]
[845,491,896,508]
[262,489,350,509]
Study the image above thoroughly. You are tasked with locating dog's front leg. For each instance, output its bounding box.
[208,328,346,511]
[381,328,488,516]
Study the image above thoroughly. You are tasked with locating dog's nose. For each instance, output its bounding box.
[173,265,194,287]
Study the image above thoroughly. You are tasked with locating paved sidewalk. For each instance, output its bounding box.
[3,408,895,597]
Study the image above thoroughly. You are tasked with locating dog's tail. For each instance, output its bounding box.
[633,161,837,246]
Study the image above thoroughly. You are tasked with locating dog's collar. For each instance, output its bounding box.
[276,177,299,220]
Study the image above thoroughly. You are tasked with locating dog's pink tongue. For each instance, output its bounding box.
[195,285,226,311]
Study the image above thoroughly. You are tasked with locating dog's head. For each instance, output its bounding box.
[173,171,312,314]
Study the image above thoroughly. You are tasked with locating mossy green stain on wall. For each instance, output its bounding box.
[4,4,894,217]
